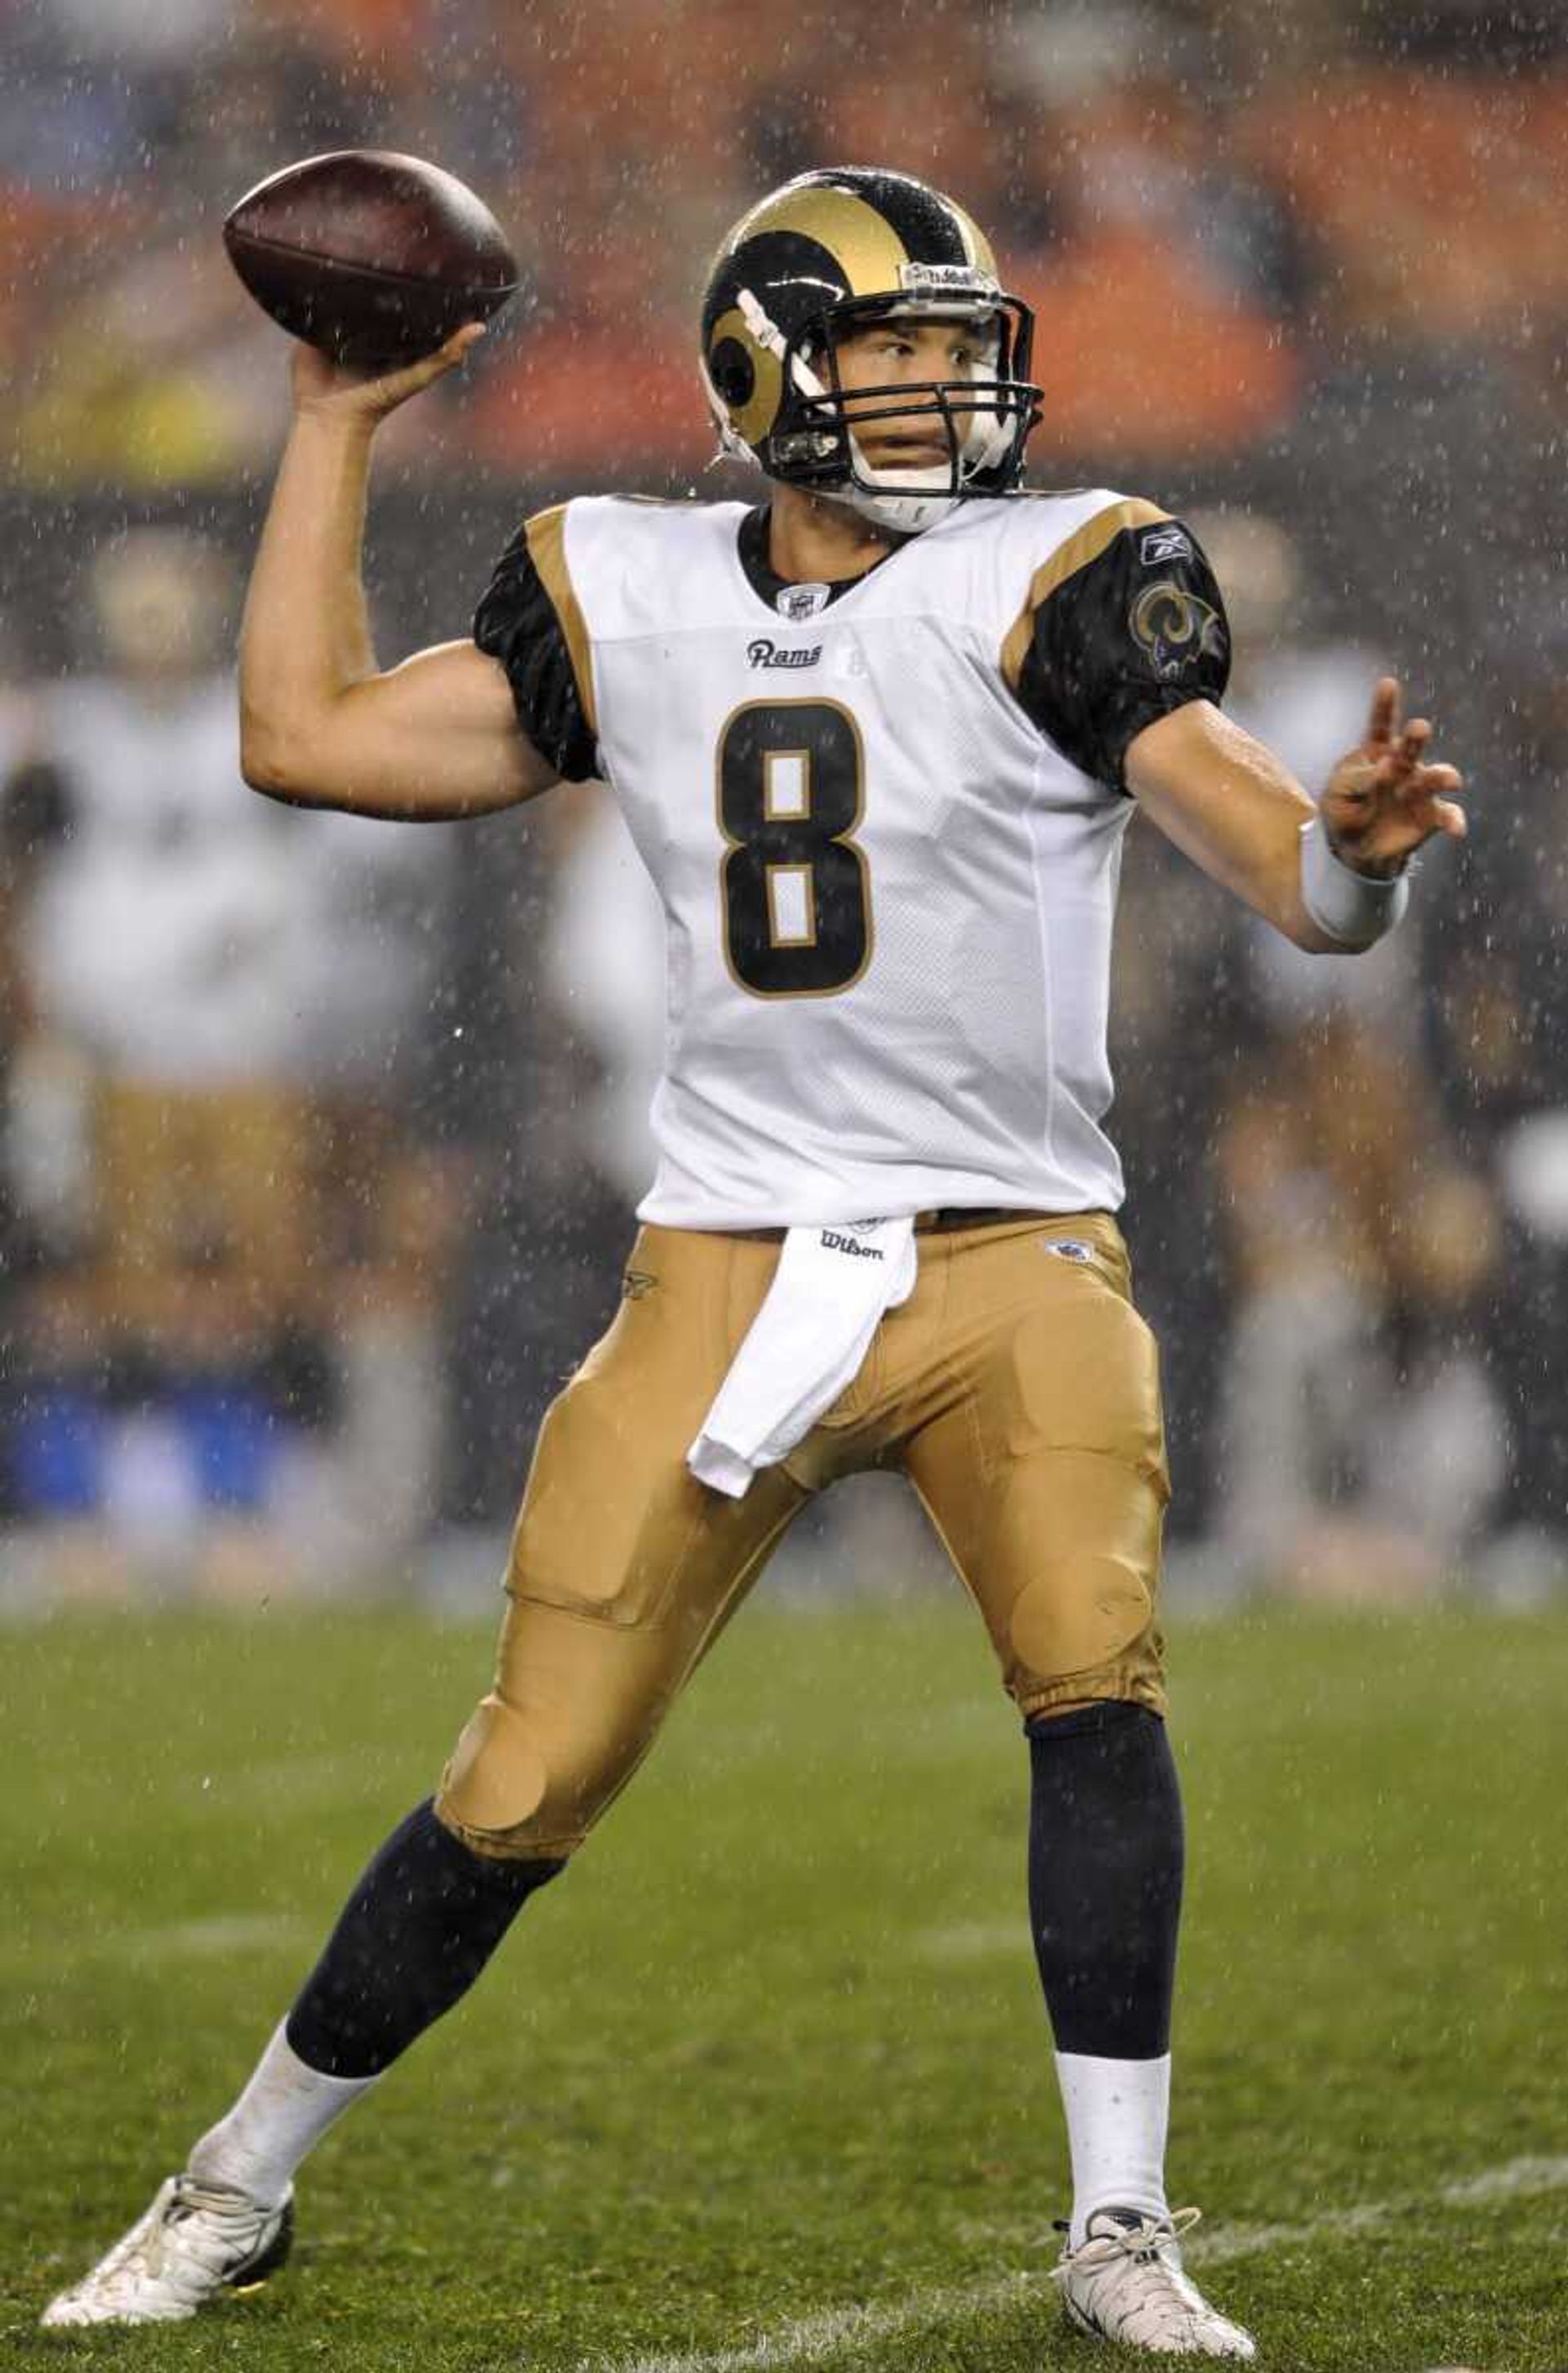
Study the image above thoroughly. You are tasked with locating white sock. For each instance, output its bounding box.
[1054,2050,1171,2250]
[186,2023,380,2207]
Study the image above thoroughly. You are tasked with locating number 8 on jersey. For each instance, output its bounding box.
[717,698,872,998]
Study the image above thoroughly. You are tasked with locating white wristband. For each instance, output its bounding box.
[1298,814,1411,948]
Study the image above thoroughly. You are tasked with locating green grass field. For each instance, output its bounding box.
[2,1592,1566,2372]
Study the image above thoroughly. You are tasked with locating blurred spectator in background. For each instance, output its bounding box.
[1,529,460,1599]
[1214,1007,1505,1599]
[992,15,1307,464]
[4,529,309,1597]
[23,532,310,1333]
[542,787,665,1209]
[1169,508,1508,1595]
[1422,578,1568,1596]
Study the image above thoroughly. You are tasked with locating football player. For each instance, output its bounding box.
[44,169,1465,2356]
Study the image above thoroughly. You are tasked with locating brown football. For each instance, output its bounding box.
[223,150,519,369]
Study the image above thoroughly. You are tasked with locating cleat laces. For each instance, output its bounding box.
[44,2175,284,2322]
[1054,2207,1255,2356]
[144,2179,274,2292]
[1057,2203,1204,2277]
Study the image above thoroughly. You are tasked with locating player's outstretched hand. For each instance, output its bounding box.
[1320,676,1468,877]
[291,322,488,426]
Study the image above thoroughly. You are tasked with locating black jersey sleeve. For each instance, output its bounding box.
[472,505,599,782]
[1007,502,1231,795]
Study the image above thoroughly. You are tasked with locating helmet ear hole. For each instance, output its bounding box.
[709,337,755,408]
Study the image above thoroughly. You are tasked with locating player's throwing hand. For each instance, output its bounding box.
[1320,675,1468,877]
[291,321,487,426]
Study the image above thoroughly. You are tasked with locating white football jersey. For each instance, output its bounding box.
[474,490,1230,1229]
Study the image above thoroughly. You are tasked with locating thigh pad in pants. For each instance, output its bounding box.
[436,1228,803,1860]
[903,1215,1170,1722]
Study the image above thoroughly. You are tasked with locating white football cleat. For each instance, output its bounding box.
[40,2174,293,2327]
[1053,2206,1256,2357]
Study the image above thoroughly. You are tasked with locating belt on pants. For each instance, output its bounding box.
[721,1207,1048,1246]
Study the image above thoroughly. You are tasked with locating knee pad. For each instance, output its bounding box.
[435,1693,555,1858]
[997,1454,1168,1719]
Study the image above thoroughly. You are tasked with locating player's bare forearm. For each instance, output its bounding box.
[1128,685,1466,951]
[239,337,555,819]
[239,406,377,778]
[1127,703,1337,948]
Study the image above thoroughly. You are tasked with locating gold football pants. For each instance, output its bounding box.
[436,1211,1169,1862]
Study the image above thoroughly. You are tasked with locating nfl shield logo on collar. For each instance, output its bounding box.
[777,582,831,621]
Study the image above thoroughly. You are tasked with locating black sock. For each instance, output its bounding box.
[1027,1702,1183,2059]
[286,1799,563,2079]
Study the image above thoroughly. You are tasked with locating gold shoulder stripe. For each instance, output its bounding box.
[1000,497,1169,693]
[523,504,599,738]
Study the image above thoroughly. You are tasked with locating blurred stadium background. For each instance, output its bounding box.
[2,0,1566,1615]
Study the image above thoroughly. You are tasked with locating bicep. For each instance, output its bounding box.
[1126,699,1324,939]
[246,640,559,819]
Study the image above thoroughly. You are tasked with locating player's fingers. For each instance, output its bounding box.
[347,322,488,413]
[443,321,490,364]
[293,321,488,422]
[1397,773,1468,842]
[1388,762,1463,817]
[1375,730,1441,793]
[1365,675,1400,748]
[1373,719,1428,774]
[393,322,488,390]
[334,324,486,417]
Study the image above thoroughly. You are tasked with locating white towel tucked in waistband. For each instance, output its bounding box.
[687,1218,917,1498]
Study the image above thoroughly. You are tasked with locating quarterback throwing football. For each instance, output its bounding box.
[47,170,1465,2356]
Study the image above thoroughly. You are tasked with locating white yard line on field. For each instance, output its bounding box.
[1190,2152,1568,2265]
[602,2152,1568,2373]
[122,1913,312,1959]
[0,1911,312,1977]
[912,1920,1030,1962]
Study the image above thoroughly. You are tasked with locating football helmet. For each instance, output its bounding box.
[700,167,1041,534]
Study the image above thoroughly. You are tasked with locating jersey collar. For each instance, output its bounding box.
[736,506,906,621]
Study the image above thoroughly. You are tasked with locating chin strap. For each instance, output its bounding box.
[825,472,960,535]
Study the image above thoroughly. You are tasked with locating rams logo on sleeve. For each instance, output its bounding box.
[1129,580,1230,683]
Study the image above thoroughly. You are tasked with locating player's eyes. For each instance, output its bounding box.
[864,333,977,368]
